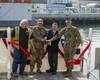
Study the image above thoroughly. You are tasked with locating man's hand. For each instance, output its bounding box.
[41,39,46,42]
[41,37,47,43]
[13,41,19,49]
[46,40,51,43]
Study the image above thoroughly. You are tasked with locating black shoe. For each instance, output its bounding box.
[19,73,23,76]
[11,72,18,77]
[46,69,52,73]
[64,73,72,77]
[52,71,56,75]
[37,69,42,74]
[63,71,72,77]
[19,72,27,76]
[29,72,35,75]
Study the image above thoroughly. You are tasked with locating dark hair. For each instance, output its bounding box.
[66,17,71,21]
[52,21,57,24]
[52,22,58,25]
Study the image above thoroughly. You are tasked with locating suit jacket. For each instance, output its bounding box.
[47,29,60,51]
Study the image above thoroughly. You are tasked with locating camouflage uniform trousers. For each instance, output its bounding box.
[64,46,75,73]
[30,48,44,71]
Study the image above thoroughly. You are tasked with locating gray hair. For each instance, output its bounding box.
[19,19,28,26]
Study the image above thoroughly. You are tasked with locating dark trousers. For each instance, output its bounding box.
[48,48,58,72]
[12,47,27,74]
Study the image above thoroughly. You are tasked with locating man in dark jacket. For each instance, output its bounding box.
[11,19,32,76]
[46,22,60,75]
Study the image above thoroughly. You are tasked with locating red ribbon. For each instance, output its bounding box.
[2,38,32,58]
[2,38,91,67]
[58,49,64,58]
[65,40,91,67]
[2,38,8,48]
[77,40,91,60]
[8,41,32,58]
[58,40,91,67]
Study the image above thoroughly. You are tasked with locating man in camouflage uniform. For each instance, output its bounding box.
[30,19,47,74]
[47,17,82,76]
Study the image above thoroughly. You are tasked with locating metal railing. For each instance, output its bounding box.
[32,7,100,14]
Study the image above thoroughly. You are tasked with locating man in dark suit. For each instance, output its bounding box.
[46,22,60,75]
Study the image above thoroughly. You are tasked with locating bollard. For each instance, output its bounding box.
[7,27,11,79]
